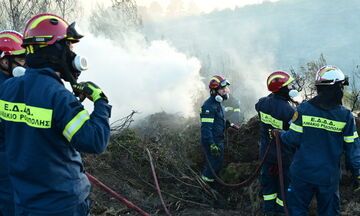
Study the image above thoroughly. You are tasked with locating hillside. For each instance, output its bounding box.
[143,0,360,74]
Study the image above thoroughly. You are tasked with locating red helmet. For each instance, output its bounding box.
[209,75,230,90]
[0,30,25,58]
[267,71,294,92]
[22,13,83,47]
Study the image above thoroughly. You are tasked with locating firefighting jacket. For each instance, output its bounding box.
[200,96,226,147]
[0,72,9,154]
[255,94,295,165]
[0,67,111,213]
[281,101,360,185]
[0,71,11,210]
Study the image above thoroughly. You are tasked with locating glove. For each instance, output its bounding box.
[353,176,360,192]
[72,82,108,103]
[210,144,221,157]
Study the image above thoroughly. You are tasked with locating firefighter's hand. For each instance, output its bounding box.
[72,82,108,103]
[353,176,360,192]
[210,144,221,157]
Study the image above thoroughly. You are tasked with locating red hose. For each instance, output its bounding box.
[85,172,150,216]
[274,129,289,216]
[146,148,172,216]
[204,139,273,187]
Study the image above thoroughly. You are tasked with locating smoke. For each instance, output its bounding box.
[142,7,279,118]
[75,29,204,121]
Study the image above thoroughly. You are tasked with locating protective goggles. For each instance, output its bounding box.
[219,79,230,87]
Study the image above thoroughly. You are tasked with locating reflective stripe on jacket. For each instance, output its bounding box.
[200,96,225,146]
[255,94,295,165]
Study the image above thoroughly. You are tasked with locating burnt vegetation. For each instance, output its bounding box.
[83,112,360,215]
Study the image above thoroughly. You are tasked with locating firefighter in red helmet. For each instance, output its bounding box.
[200,75,230,184]
[255,71,298,215]
[0,14,111,216]
[0,30,26,216]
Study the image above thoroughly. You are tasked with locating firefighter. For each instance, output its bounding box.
[200,75,230,184]
[255,71,298,215]
[0,30,26,216]
[280,65,360,216]
[0,14,111,215]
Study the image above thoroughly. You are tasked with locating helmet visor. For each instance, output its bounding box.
[66,22,83,42]
[315,76,348,86]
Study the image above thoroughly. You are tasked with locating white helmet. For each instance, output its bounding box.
[315,65,348,86]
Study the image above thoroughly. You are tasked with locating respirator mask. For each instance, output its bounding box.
[12,66,26,77]
[289,89,299,98]
[59,41,88,83]
[215,92,230,103]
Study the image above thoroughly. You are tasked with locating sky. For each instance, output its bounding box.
[136,0,279,12]
[83,0,280,15]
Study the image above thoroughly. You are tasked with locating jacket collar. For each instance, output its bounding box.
[26,67,64,85]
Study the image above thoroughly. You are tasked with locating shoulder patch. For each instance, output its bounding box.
[200,107,210,114]
[291,111,298,122]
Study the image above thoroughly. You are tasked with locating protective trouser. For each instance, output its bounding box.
[0,151,15,216]
[15,199,91,216]
[287,177,340,216]
[260,162,290,213]
[201,142,224,182]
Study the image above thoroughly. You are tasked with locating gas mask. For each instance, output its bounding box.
[59,41,88,83]
[215,93,229,103]
[289,89,299,98]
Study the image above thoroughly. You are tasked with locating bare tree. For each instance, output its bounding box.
[344,66,360,112]
[52,0,82,21]
[89,0,142,41]
[290,53,327,101]
[0,0,81,32]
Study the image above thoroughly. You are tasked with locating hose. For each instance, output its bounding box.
[204,139,273,187]
[274,129,289,216]
[85,172,150,216]
[146,148,172,216]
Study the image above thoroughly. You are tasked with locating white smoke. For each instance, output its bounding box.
[75,29,204,121]
[142,10,278,118]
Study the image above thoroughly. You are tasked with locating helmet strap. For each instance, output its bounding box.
[28,41,78,85]
[274,86,291,101]
[58,42,77,84]
[210,89,217,96]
